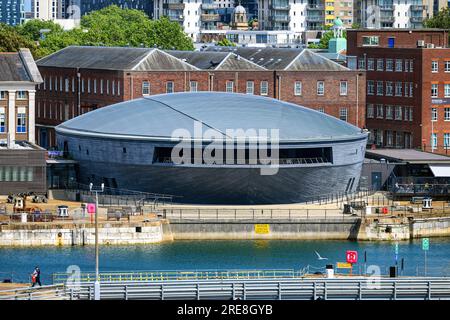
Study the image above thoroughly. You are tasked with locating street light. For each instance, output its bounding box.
[89,182,104,300]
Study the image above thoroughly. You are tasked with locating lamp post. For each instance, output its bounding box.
[89,182,104,300]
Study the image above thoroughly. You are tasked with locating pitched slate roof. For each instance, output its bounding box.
[36,46,199,71]
[204,46,350,71]
[0,49,43,83]
[166,50,267,70]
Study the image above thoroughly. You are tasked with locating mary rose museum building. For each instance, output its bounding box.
[55,92,368,204]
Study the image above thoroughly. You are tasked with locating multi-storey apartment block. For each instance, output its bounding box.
[355,0,447,29]
[0,0,25,26]
[153,0,220,41]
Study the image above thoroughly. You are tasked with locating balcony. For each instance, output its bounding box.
[163,3,185,10]
[307,5,324,10]
[201,3,219,10]
[410,16,423,23]
[410,5,428,11]
[201,14,220,22]
[306,16,324,22]
[270,15,290,22]
[379,5,394,11]
[270,4,290,10]
[379,16,395,23]
[168,15,184,21]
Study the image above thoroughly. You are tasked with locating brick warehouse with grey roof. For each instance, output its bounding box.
[35,46,366,149]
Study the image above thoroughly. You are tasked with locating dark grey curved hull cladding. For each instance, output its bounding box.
[56,93,368,204]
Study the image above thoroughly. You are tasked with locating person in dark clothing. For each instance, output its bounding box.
[31,266,42,287]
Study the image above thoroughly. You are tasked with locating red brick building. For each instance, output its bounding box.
[347,29,450,155]
[36,46,365,148]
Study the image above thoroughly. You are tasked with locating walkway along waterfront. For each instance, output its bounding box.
[2,277,450,300]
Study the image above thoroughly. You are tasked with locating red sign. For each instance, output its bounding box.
[346,250,358,264]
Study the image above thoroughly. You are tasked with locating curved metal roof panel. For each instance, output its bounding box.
[56,92,365,142]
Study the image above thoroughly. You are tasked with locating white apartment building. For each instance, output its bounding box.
[154,0,221,41]
[30,0,80,29]
[355,0,447,29]
[258,0,308,33]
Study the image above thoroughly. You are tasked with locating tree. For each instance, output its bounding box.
[307,28,347,50]
[217,38,236,47]
[0,23,37,55]
[424,7,450,29]
[148,16,194,50]
[17,19,63,42]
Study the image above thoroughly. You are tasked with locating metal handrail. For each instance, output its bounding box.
[52,269,306,284]
[0,284,67,300]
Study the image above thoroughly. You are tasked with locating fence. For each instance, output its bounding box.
[0,284,68,300]
[158,207,356,221]
[69,277,450,300]
[52,269,310,285]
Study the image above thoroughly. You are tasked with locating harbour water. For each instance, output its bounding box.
[1,239,450,284]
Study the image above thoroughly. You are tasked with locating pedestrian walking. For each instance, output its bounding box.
[31,266,42,287]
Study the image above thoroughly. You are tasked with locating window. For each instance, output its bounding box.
[386,106,393,119]
[445,133,450,149]
[445,84,450,97]
[445,61,450,72]
[340,81,348,96]
[112,80,115,95]
[358,57,366,70]
[367,80,374,95]
[431,133,437,150]
[190,81,198,92]
[395,59,403,72]
[445,108,450,121]
[117,81,121,96]
[367,58,375,71]
[72,78,75,93]
[100,79,104,94]
[246,81,254,94]
[16,91,27,100]
[226,81,234,93]
[404,59,409,72]
[376,104,384,118]
[106,80,110,95]
[339,108,348,122]
[404,107,409,121]
[362,36,379,46]
[93,79,97,94]
[385,81,393,96]
[0,91,6,100]
[294,81,302,96]
[81,79,85,93]
[404,83,409,97]
[88,79,91,93]
[386,59,393,71]
[367,104,374,118]
[409,107,413,121]
[0,107,5,133]
[260,81,268,96]
[431,108,437,121]
[432,61,438,73]
[142,81,150,95]
[431,83,438,97]
[395,82,402,96]
[376,59,384,71]
[409,82,413,97]
[317,81,324,95]
[64,78,69,93]
[166,81,174,93]
[317,107,325,113]
[376,81,383,96]
[386,130,393,146]
[395,106,402,120]
[16,110,26,133]
[409,60,414,72]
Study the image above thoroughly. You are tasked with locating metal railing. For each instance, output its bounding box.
[158,207,357,221]
[0,284,68,300]
[53,269,308,285]
[155,157,329,165]
[70,277,450,300]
